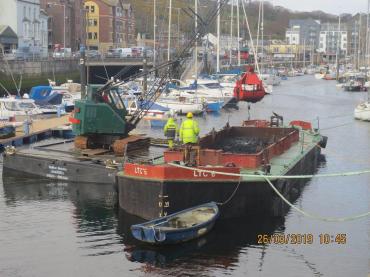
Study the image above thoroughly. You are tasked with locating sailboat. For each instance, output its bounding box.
[353,0,370,121]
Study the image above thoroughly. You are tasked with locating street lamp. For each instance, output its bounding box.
[47,2,66,49]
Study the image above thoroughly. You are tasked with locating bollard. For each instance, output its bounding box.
[23,119,31,135]
[57,105,63,117]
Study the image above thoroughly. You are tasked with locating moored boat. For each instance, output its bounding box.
[117,116,327,220]
[354,101,370,121]
[130,202,219,244]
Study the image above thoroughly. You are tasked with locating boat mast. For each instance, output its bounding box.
[261,0,264,72]
[237,0,240,66]
[358,14,362,69]
[153,0,157,67]
[230,0,234,67]
[303,38,306,68]
[195,0,198,80]
[216,0,221,73]
[168,0,172,61]
[336,14,341,81]
[366,0,370,70]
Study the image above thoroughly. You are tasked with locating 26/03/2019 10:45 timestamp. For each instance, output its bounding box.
[257,234,347,245]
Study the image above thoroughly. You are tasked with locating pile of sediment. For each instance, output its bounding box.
[216,137,270,154]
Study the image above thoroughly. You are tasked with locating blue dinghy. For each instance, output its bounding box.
[131,202,219,245]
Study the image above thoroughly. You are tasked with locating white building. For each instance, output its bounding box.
[285,25,300,45]
[317,23,347,57]
[203,33,242,51]
[0,0,48,58]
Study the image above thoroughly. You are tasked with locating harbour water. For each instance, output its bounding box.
[0,75,369,277]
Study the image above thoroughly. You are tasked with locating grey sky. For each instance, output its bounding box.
[271,0,367,15]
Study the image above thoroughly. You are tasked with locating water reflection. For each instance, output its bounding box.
[117,207,285,270]
[2,173,120,257]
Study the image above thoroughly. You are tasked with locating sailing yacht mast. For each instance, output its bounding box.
[237,0,240,66]
[366,0,370,69]
[195,0,198,79]
[335,14,341,81]
[153,0,157,67]
[168,0,172,61]
[261,0,264,72]
[358,14,362,68]
[216,0,221,73]
[230,0,234,66]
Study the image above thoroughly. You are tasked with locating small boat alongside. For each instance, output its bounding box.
[131,202,219,244]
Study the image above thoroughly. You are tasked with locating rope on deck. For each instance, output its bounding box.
[168,162,370,179]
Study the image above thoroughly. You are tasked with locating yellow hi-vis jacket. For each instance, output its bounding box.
[179,118,200,144]
[164,118,178,139]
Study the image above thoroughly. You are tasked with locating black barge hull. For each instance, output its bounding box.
[118,144,322,220]
[3,152,117,184]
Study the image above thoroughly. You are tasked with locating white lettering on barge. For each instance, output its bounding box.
[47,165,69,180]
[134,167,148,176]
[193,170,216,178]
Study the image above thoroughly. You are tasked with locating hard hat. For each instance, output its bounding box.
[186,112,193,118]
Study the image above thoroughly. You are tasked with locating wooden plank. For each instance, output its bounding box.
[0,115,70,144]
[81,148,111,156]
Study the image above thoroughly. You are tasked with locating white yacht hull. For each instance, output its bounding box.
[354,102,370,121]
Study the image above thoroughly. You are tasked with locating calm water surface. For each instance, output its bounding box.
[0,75,369,277]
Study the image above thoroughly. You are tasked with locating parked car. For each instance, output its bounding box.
[106,48,121,58]
[85,50,101,59]
[53,48,72,59]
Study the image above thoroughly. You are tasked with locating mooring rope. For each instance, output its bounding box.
[260,173,370,222]
[168,163,370,179]
[167,163,370,221]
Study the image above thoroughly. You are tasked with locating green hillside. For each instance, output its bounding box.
[128,0,339,40]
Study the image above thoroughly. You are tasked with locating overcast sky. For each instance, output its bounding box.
[270,0,368,15]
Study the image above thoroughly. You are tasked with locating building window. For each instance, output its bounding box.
[91,6,95,13]
[88,32,92,39]
[23,6,26,18]
[93,32,98,40]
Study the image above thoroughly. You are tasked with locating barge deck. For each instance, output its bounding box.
[117,123,325,220]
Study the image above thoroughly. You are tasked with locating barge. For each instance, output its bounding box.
[117,118,327,220]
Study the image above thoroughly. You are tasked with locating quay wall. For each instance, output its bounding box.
[0,59,79,95]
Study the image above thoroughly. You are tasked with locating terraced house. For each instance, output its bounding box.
[0,0,48,57]
[84,0,136,52]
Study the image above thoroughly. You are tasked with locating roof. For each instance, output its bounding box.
[0,25,18,39]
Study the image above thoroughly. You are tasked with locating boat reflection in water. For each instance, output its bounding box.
[2,154,325,274]
[118,208,285,269]
[2,172,120,257]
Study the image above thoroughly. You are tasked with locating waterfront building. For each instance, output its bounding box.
[40,0,85,51]
[285,25,300,45]
[267,40,312,62]
[0,0,48,57]
[84,0,136,52]
[0,25,18,53]
[318,23,348,61]
[286,19,321,48]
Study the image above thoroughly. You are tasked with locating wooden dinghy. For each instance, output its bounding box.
[131,202,219,244]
